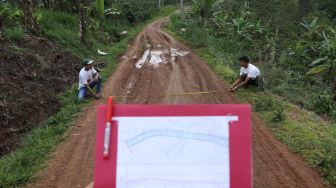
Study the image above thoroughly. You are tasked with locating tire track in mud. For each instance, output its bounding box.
[28,18,327,188]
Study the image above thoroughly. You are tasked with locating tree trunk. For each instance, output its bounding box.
[78,0,87,44]
[333,77,336,101]
[179,0,183,16]
[99,15,103,40]
[96,0,105,40]
[42,0,50,10]
[0,18,2,28]
[21,0,37,33]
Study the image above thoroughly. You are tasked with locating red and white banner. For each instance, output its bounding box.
[94,104,252,188]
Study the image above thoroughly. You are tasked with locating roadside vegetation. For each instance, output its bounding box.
[0,0,175,187]
[168,0,336,186]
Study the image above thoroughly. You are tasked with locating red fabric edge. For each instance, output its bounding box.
[229,105,252,188]
[94,104,252,188]
[94,106,118,188]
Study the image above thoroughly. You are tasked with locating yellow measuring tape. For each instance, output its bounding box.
[112,90,226,99]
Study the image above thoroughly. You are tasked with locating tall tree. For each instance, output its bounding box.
[203,0,214,20]
[20,0,37,33]
[96,0,104,39]
[42,0,51,10]
[180,0,183,15]
[78,0,89,44]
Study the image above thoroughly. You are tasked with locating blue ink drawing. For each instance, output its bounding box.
[126,129,228,148]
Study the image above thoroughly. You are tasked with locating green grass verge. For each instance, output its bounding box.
[0,6,176,187]
[166,22,336,186]
[3,25,25,41]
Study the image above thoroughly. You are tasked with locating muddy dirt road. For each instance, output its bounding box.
[28,18,327,188]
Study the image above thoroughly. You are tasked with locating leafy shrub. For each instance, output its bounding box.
[210,5,267,51]
[38,11,77,29]
[312,91,336,116]
[170,13,183,29]
[4,26,24,41]
[254,96,277,112]
[0,3,23,27]
[318,128,336,186]
[117,0,157,24]
[272,106,286,123]
[261,63,290,90]
[158,5,177,16]
[37,11,80,47]
[215,64,236,82]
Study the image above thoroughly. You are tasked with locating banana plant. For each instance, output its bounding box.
[211,11,229,32]
[104,8,120,16]
[191,0,214,20]
[230,7,256,39]
[0,5,9,17]
[308,27,336,93]
[191,0,201,16]
[203,0,214,19]
[300,18,320,34]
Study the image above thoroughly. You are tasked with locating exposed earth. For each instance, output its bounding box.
[0,36,80,156]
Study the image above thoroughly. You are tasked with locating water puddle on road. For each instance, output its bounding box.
[135,47,189,69]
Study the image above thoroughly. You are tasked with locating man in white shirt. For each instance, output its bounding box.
[78,59,102,100]
[230,56,261,92]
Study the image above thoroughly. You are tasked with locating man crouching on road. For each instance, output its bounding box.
[78,59,102,100]
[230,56,261,92]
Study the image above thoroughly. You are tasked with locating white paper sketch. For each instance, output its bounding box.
[114,116,238,188]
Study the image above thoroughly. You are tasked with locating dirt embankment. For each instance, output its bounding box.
[28,18,328,188]
[0,36,80,155]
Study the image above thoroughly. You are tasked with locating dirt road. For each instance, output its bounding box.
[28,18,327,188]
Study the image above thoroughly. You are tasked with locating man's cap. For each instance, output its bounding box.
[238,56,249,63]
[82,59,94,66]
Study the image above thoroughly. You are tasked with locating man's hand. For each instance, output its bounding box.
[85,182,93,188]
[228,85,234,92]
[86,85,101,99]
[93,73,100,82]
[230,86,238,92]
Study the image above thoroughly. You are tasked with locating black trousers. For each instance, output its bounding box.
[240,74,260,87]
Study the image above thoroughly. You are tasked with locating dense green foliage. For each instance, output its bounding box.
[168,0,336,185]
[3,25,24,40]
[171,0,336,117]
[117,0,157,24]
[167,24,336,186]
[0,0,163,41]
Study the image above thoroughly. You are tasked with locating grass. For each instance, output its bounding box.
[3,26,25,41]
[0,6,176,187]
[167,17,336,186]
[242,92,336,185]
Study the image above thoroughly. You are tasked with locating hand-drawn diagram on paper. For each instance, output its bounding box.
[114,116,238,188]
